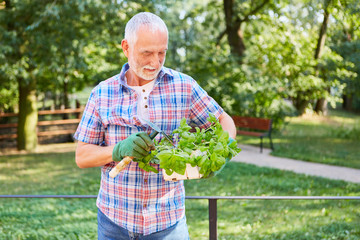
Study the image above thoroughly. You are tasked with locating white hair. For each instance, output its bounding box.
[124,12,168,45]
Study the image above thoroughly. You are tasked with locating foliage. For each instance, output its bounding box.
[0,0,110,149]
[140,114,241,176]
[1,0,360,123]
[180,2,298,128]
[317,49,351,108]
[324,0,360,111]
[331,41,360,96]
[136,114,241,176]
[0,0,132,112]
[179,0,360,118]
[0,0,152,149]
[0,82,18,112]
[0,149,359,239]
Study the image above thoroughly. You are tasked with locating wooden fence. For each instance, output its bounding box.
[0,108,83,148]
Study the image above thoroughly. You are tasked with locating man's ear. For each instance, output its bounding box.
[121,39,129,58]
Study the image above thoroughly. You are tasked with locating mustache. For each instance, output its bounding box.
[142,65,157,70]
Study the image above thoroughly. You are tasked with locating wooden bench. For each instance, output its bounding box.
[232,116,274,153]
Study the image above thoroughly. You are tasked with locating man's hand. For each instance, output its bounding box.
[112,132,155,162]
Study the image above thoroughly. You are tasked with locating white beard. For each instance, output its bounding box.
[137,65,162,81]
[128,57,165,81]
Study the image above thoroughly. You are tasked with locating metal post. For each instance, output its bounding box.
[209,198,217,240]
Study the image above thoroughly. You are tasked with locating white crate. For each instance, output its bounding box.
[163,164,203,181]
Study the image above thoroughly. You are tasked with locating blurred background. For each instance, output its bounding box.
[1,0,359,151]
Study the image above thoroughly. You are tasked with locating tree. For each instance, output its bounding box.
[0,0,164,150]
[221,0,270,62]
[330,0,360,111]
[314,0,332,115]
[179,0,297,127]
[0,0,119,150]
[241,1,322,116]
[1,0,39,150]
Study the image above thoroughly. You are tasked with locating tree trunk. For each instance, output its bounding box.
[340,10,355,113]
[314,5,330,60]
[63,80,70,109]
[63,80,70,119]
[342,94,353,111]
[54,92,60,109]
[314,98,328,115]
[17,77,38,151]
[294,98,309,115]
[5,0,11,9]
[314,0,331,114]
[7,0,38,151]
[222,0,269,63]
[223,0,246,62]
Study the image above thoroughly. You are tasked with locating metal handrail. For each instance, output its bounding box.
[1,195,359,240]
[1,195,359,199]
[0,195,97,198]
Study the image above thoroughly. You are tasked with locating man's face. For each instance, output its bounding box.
[123,26,168,83]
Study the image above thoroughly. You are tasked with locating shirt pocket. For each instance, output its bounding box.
[100,101,137,127]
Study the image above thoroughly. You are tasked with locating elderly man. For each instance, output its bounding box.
[74,12,236,240]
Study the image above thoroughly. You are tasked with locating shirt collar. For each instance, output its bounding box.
[118,63,173,87]
[158,66,173,79]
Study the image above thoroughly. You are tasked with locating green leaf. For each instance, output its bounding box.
[156,150,173,161]
[213,142,223,154]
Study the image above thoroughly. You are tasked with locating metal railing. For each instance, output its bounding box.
[1,195,359,240]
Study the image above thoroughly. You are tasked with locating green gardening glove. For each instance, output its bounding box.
[206,137,236,178]
[112,132,155,162]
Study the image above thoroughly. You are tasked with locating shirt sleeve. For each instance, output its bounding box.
[73,89,105,145]
[189,79,224,129]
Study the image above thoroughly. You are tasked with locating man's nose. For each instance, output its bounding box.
[150,54,162,68]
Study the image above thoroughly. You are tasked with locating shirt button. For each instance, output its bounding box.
[142,89,145,92]
[144,105,148,108]
[144,97,147,100]
[143,204,147,208]
[144,179,148,183]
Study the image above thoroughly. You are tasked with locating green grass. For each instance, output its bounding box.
[237,109,360,169]
[185,163,360,239]
[0,151,100,239]
[0,150,359,239]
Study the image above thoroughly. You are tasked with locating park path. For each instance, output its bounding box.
[232,144,360,184]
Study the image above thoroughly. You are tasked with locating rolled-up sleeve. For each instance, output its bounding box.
[73,90,104,145]
[189,79,224,129]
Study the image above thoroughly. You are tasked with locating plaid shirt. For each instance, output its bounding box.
[74,63,223,235]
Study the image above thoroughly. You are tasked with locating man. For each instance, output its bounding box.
[74,12,236,239]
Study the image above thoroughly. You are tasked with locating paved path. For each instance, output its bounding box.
[233,144,360,184]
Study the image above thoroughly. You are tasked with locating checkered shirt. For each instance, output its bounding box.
[74,63,224,235]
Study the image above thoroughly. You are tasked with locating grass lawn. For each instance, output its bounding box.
[237,109,360,169]
[0,149,359,239]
